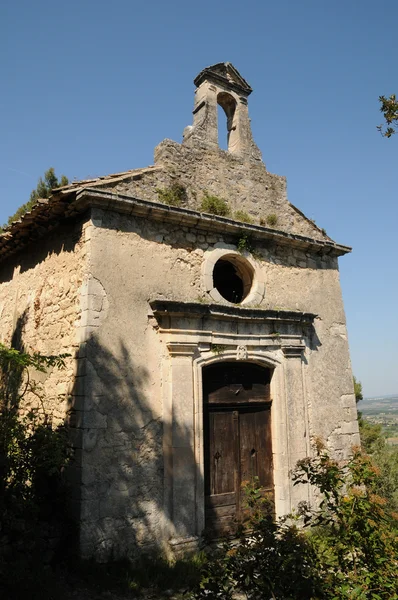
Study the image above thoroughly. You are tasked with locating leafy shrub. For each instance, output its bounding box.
[237,233,253,253]
[234,210,254,224]
[200,192,230,216]
[156,181,187,207]
[0,343,72,599]
[266,213,278,226]
[192,443,398,600]
[358,412,398,512]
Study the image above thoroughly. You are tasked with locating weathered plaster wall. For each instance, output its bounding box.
[0,219,89,424]
[77,205,358,560]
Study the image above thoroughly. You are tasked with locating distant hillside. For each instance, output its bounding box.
[358,394,398,439]
[358,394,398,415]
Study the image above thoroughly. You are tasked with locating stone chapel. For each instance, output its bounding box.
[0,63,359,560]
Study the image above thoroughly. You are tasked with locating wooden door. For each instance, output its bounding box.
[203,363,273,534]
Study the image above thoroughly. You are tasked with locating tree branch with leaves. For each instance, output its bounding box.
[378,94,398,137]
[0,167,68,232]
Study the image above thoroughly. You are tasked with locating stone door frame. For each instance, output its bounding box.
[150,301,316,554]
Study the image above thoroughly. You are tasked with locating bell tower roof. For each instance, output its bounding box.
[193,62,253,96]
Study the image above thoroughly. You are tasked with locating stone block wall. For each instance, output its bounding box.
[0,219,89,424]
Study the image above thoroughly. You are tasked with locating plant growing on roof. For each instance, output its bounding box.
[156,181,187,207]
[234,210,254,224]
[200,192,230,217]
[265,213,278,227]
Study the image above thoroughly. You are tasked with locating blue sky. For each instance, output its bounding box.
[1,0,397,396]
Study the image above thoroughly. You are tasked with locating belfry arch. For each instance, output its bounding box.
[217,91,238,152]
[182,62,263,162]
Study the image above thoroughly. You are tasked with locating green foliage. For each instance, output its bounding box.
[294,444,398,599]
[210,344,226,355]
[156,181,187,207]
[234,210,254,224]
[359,413,398,513]
[0,168,69,232]
[359,412,383,454]
[200,192,230,216]
[237,233,253,253]
[354,375,363,402]
[192,443,398,600]
[378,94,398,137]
[268,214,278,226]
[0,343,71,599]
[265,213,278,227]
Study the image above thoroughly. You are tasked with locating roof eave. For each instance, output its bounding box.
[74,188,351,256]
[0,188,351,264]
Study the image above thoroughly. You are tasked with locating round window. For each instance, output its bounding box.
[212,254,254,303]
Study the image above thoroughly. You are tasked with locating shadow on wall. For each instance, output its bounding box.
[0,220,84,284]
[68,331,199,561]
[10,307,28,352]
[0,310,75,586]
[2,288,199,561]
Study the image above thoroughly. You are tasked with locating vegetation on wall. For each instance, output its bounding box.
[200,192,230,217]
[237,233,253,253]
[261,213,278,227]
[234,210,254,224]
[0,168,69,232]
[156,181,187,207]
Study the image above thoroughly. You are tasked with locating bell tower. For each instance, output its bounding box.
[183,62,263,163]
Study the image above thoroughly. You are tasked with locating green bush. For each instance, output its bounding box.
[234,210,254,224]
[237,233,253,253]
[200,192,230,216]
[192,442,398,600]
[0,343,72,599]
[358,412,398,512]
[266,213,278,226]
[156,181,187,207]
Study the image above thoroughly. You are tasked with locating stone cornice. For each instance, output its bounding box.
[0,187,351,263]
[150,300,317,325]
[150,300,313,357]
[75,189,351,256]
